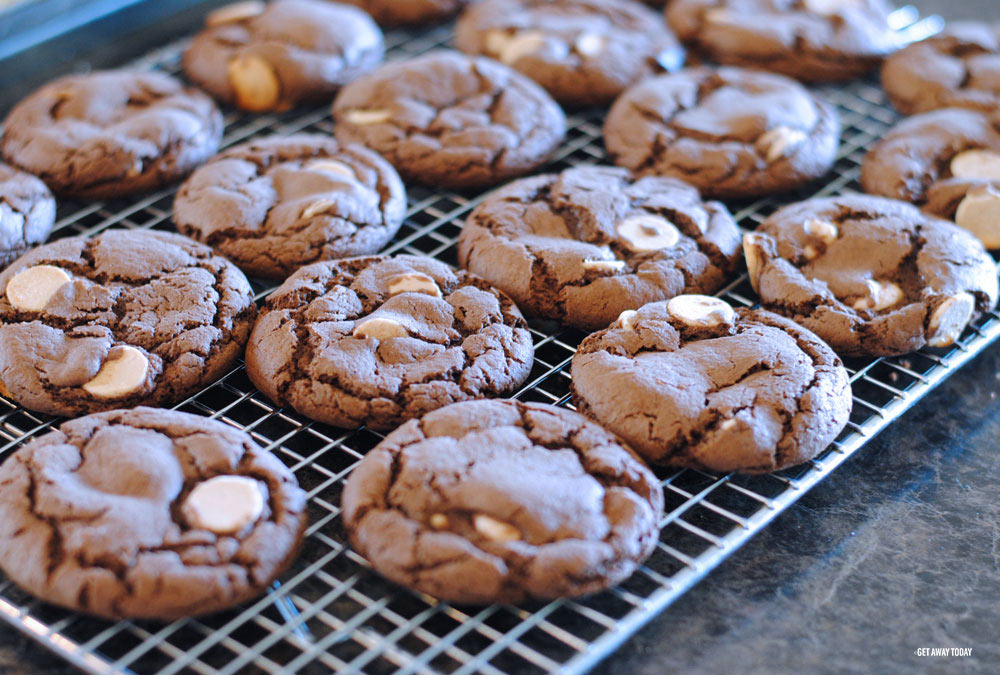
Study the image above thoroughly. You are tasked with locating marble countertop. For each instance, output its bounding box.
[1,0,998,673]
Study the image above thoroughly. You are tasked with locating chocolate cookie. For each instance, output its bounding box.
[331,50,566,190]
[743,194,999,357]
[571,296,852,473]
[603,66,839,200]
[174,134,406,279]
[454,0,685,107]
[458,165,742,330]
[882,22,1000,115]
[1,70,222,200]
[340,0,468,26]
[341,399,664,604]
[182,0,384,112]
[0,230,257,417]
[860,108,1000,249]
[0,407,306,620]
[0,163,56,270]
[666,0,903,82]
[246,255,533,431]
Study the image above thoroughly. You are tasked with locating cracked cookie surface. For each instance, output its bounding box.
[341,399,664,604]
[246,255,534,431]
[174,134,406,279]
[882,22,1000,114]
[571,299,851,473]
[0,230,257,417]
[603,66,839,200]
[342,0,469,26]
[458,165,742,330]
[667,0,902,82]
[454,0,685,107]
[183,0,384,112]
[0,163,55,270]
[1,70,223,200]
[0,407,307,620]
[744,194,999,357]
[331,50,566,189]
[860,108,1000,249]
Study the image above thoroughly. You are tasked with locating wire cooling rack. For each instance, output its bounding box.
[1,9,994,675]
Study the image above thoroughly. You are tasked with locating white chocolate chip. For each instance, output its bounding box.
[757,126,807,163]
[802,218,838,260]
[5,265,71,312]
[617,215,681,252]
[803,0,866,14]
[206,0,265,26]
[742,233,764,291]
[617,309,638,330]
[574,32,606,57]
[691,209,709,235]
[429,513,449,530]
[301,199,337,219]
[582,259,626,273]
[955,185,1000,249]
[82,346,149,399]
[353,317,408,340]
[950,149,1000,180]
[305,159,355,179]
[496,31,550,64]
[345,109,392,125]
[705,7,738,24]
[666,295,736,328]
[719,418,738,432]
[473,514,521,542]
[852,279,904,311]
[484,29,509,54]
[228,54,280,112]
[803,218,838,244]
[927,292,975,348]
[388,272,442,298]
[182,475,265,535]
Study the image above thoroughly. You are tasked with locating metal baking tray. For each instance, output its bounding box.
[0,8,994,675]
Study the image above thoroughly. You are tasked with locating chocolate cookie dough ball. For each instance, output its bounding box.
[183,0,384,112]
[744,194,999,357]
[571,296,852,473]
[342,399,664,604]
[0,407,307,620]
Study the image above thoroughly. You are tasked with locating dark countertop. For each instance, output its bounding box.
[1,0,999,673]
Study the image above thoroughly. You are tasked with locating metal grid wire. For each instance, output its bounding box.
[1,12,997,675]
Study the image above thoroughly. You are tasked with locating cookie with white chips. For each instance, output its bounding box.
[743,194,999,357]
[572,296,852,473]
[0,230,256,416]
